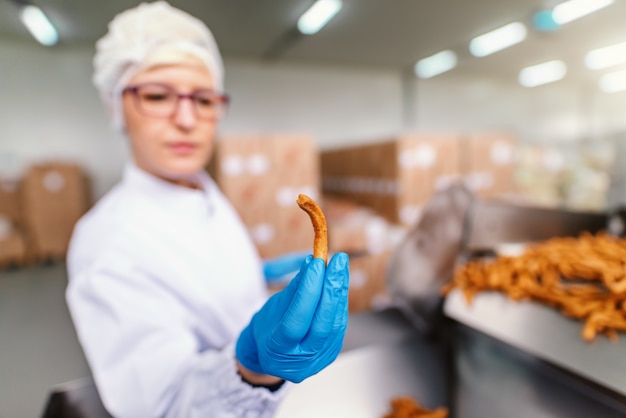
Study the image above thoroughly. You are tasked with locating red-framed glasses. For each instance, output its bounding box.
[123,83,230,120]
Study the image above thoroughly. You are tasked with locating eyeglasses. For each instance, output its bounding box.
[122,83,230,120]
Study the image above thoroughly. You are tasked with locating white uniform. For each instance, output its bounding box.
[66,163,291,418]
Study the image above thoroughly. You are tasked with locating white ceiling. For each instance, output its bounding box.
[1,0,626,86]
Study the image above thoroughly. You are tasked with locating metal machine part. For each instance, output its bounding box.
[450,322,626,418]
[386,182,473,334]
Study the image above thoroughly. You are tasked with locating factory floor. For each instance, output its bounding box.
[0,263,90,418]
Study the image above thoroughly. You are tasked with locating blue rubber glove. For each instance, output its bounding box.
[236,252,350,383]
[263,251,309,284]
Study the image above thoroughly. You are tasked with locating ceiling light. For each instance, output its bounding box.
[519,60,567,87]
[552,0,614,25]
[599,70,626,93]
[20,4,58,46]
[532,10,560,32]
[584,41,626,70]
[297,0,342,35]
[469,22,527,57]
[415,50,457,79]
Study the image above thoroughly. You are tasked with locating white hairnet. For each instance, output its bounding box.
[93,1,224,130]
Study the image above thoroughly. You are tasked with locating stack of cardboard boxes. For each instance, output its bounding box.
[21,163,91,262]
[461,132,518,199]
[208,134,319,259]
[321,134,462,227]
[0,162,91,269]
[321,133,518,226]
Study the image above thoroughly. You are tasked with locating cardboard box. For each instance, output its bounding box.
[323,196,393,255]
[321,134,462,226]
[461,133,518,198]
[0,229,26,269]
[21,163,91,261]
[208,134,320,258]
[348,250,393,313]
[0,178,21,226]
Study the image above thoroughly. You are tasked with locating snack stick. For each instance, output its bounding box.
[296,194,328,264]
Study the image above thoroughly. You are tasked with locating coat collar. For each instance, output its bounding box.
[122,162,216,216]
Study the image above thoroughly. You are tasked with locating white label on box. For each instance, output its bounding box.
[276,187,295,207]
[43,170,65,193]
[248,154,270,176]
[221,155,244,176]
[491,141,514,165]
[250,223,275,244]
[365,216,389,255]
[398,144,436,169]
[415,144,437,168]
[350,269,367,288]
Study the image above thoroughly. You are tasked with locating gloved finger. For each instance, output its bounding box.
[263,251,310,282]
[274,254,312,299]
[332,253,350,334]
[274,257,325,344]
[302,252,348,350]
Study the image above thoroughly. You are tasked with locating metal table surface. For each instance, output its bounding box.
[444,289,626,398]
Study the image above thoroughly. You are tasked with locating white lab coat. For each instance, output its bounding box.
[66,163,291,418]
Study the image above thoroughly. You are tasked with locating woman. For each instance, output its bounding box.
[65,2,350,417]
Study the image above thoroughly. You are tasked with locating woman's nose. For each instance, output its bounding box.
[173,97,197,128]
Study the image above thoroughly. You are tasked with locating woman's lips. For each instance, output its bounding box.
[168,142,197,156]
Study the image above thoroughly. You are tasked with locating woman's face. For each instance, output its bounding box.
[122,63,220,186]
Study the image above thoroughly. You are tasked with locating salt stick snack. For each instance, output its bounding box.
[296,194,328,264]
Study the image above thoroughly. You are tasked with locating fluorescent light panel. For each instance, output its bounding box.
[469,22,527,57]
[599,70,626,93]
[20,5,58,46]
[552,0,614,25]
[297,0,342,35]
[585,41,626,70]
[519,60,567,87]
[415,50,457,79]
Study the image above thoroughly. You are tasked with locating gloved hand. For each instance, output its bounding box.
[236,252,349,383]
[262,251,310,284]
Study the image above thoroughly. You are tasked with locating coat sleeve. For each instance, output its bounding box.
[66,243,291,418]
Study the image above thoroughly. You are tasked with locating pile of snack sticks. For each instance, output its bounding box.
[444,232,626,341]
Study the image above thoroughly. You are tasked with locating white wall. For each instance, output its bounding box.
[0,40,128,199]
[220,58,404,149]
[2,38,626,199]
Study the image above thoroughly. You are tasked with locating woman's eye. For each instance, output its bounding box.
[196,96,214,107]
[143,92,170,102]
